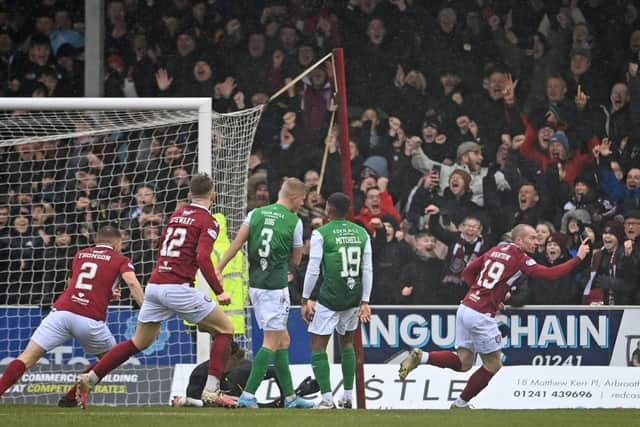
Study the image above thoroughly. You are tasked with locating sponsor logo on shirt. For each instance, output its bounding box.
[525,259,537,266]
[159,261,172,272]
[71,293,90,306]
[208,228,218,240]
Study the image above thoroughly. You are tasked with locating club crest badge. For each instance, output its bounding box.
[260,258,268,271]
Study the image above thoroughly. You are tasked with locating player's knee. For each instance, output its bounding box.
[460,360,473,372]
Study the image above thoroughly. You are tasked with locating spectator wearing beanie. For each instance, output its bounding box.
[529,232,581,305]
[583,220,638,305]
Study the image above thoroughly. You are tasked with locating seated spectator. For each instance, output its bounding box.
[397,230,443,305]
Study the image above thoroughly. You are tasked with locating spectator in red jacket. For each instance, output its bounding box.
[354,185,401,235]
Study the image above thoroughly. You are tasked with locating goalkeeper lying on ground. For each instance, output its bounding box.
[172,341,319,408]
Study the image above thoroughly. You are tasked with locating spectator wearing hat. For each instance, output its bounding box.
[517,115,599,184]
[420,119,454,164]
[583,220,638,305]
[564,47,607,109]
[411,139,508,207]
[529,232,581,305]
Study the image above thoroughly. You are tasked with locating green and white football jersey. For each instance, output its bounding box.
[315,220,370,311]
[245,203,303,290]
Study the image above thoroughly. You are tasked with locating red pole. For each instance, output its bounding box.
[333,47,366,410]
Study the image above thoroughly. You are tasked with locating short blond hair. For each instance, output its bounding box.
[278,177,306,199]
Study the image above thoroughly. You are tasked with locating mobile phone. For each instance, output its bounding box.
[432,164,441,178]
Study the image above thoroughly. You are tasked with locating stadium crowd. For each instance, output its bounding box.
[1,0,640,306]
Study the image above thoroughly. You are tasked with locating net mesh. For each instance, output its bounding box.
[0,103,263,405]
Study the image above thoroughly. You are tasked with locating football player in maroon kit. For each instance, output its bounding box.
[0,225,144,405]
[399,224,590,408]
[75,174,237,408]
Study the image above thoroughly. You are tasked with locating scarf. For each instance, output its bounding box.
[583,249,617,305]
[442,234,483,287]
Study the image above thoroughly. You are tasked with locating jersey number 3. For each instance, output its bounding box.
[478,259,505,289]
[161,227,187,257]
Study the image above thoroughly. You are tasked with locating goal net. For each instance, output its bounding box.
[0,98,263,405]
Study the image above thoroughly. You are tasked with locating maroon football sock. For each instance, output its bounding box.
[427,351,463,371]
[460,366,495,402]
[92,340,139,380]
[0,359,26,397]
[64,361,98,399]
[208,333,232,379]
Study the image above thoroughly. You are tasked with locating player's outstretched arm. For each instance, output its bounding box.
[121,271,144,306]
[523,238,590,280]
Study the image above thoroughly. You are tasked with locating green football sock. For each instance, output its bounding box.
[341,346,356,391]
[274,349,294,396]
[244,347,274,394]
[311,351,331,394]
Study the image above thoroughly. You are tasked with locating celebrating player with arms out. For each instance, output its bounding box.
[399,224,590,408]
[301,192,372,409]
[0,225,144,406]
[217,177,314,409]
[75,174,237,408]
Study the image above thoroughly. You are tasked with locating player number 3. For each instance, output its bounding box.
[478,259,505,289]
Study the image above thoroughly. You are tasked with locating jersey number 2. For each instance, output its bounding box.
[478,260,505,289]
[160,227,187,257]
[76,262,98,290]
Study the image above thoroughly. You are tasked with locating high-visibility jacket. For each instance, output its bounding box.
[191,212,248,334]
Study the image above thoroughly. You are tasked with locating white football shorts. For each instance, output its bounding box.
[249,287,290,331]
[138,284,216,324]
[31,310,116,356]
[454,304,503,354]
[308,302,359,336]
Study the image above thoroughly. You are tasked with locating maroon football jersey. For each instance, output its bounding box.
[462,242,580,315]
[54,245,134,321]
[148,203,222,293]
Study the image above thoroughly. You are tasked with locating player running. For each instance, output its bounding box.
[301,192,372,409]
[0,225,144,406]
[398,224,590,408]
[75,174,237,408]
[217,177,314,409]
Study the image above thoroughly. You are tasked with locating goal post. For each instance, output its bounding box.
[0,97,262,405]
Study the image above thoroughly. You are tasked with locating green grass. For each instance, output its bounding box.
[0,405,638,427]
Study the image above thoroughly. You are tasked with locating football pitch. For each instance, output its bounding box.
[1,406,638,427]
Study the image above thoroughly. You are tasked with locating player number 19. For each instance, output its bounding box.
[339,246,361,278]
[478,259,505,289]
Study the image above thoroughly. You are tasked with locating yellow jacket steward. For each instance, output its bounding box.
[190,212,248,333]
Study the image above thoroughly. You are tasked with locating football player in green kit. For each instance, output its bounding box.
[218,177,314,409]
[301,192,373,409]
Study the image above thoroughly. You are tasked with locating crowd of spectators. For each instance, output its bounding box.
[1,0,640,307]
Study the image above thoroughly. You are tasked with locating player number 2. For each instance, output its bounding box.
[76,262,98,290]
[339,246,361,278]
[478,259,505,289]
[258,228,273,257]
[160,227,187,258]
